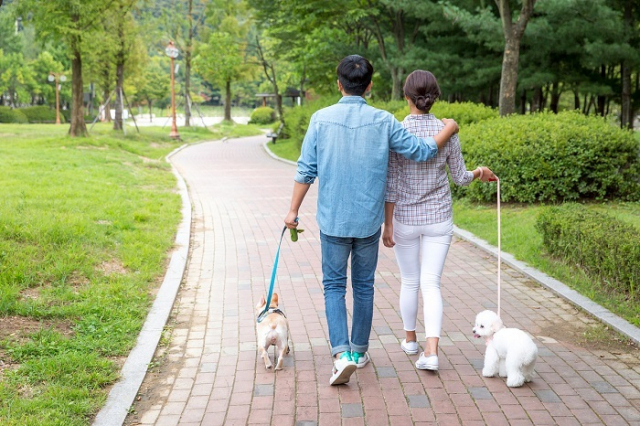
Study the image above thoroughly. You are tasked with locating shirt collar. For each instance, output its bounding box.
[407,113,435,119]
[338,96,367,104]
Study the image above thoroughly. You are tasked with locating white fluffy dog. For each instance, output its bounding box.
[473,310,538,387]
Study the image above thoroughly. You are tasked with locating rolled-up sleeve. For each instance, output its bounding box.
[294,115,318,184]
[388,115,437,162]
[447,134,474,186]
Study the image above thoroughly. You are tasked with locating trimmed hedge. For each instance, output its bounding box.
[392,101,498,125]
[453,111,640,203]
[536,203,640,296]
[20,106,62,123]
[249,107,276,125]
[0,106,28,124]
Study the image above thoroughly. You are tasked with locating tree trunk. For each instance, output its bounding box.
[549,82,560,113]
[597,66,606,117]
[184,0,193,127]
[224,79,232,122]
[148,99,153,123]
[69,35,87,137]
[113,61,125,130]
[390,67,404,100]
[520,89,527,114]
[620,0,633,129]
[498,37,521,116]
[495,0,536,117]
[573,90,580,111]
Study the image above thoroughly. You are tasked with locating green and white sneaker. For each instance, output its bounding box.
[353,351,371,369]
[329,352,357,385]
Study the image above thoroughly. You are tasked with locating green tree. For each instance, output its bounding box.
[17,0,119,136]
[135,56,170,122]
[194,0,251,122]
[0,51,35,106]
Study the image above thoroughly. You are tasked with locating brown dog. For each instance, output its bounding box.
[255,293,290,370]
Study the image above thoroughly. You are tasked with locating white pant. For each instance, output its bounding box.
[393,218,453,338]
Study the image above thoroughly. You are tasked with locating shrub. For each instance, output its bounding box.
[453,111,640,203]
[0,106,28,124]
[249,107,276,125]
[21,106,62,123]
[392,101,498,125]
[536,203,640,296]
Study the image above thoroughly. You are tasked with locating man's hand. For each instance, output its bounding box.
[441,118,459,134]
[284,211,299,229]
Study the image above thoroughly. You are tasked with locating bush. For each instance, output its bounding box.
[392,101,498,125]
[249,107,276,125]
[536,203,640,296]
[21,106,62,123]
[453,111,640,203]
[0,106,28,124]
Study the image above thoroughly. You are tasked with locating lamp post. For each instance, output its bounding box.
[165,41,180,140]
[48,72,66,125]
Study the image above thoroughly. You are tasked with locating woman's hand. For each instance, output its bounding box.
[475,166,497,182]
[382,224,395,248]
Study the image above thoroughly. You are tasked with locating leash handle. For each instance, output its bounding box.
[257,225,288,323]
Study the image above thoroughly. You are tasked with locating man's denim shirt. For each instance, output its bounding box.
[294,96,439,238]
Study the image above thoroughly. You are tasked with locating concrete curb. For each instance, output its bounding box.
[453,225,640,345]
[93,144,192,426]
[262,139,298,166]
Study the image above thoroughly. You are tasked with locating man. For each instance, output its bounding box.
[284,55,458,386]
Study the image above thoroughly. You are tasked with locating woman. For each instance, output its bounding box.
[383,70,495,371]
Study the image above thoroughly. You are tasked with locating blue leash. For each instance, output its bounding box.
[257,225,288,323]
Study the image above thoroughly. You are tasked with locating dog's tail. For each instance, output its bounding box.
[268,326,278,345]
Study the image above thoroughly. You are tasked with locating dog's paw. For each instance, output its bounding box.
[506,375,525,387]
[482,368,495,377]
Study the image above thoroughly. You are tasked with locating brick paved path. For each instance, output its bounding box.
[127,135,640,425]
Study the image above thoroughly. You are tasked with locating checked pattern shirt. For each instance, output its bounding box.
[386,113,474,225]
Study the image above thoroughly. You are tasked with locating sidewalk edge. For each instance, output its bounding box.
[262,139,297,166]
[453,225,640,345]
[93,144,192,426]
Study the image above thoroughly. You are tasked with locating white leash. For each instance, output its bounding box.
[496,177,501,318]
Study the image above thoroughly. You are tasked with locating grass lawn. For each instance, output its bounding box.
[0,122,261,425]
[265,140,640,327]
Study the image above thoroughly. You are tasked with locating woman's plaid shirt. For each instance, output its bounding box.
[385,113,474,225]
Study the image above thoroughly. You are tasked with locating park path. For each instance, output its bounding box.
[125,135,640,425]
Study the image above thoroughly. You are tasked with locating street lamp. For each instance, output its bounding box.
[48,72,66,125]
[165,41,180,140]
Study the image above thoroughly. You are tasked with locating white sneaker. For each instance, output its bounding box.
[401,339,419,355]
[353,352,370,369]
[415,352,438,371]
[329,352,357,385]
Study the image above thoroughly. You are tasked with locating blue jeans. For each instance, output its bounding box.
[320,228,381,357]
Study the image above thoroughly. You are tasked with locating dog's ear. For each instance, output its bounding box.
[258,294,266,308]
[491,316,504,333]
[271,293,279,307]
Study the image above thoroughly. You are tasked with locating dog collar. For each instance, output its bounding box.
[257,308,287,319]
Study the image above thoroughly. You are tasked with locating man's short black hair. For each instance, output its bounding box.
[337,55,374,96]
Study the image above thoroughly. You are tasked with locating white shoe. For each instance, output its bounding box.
[401,339,419,355]
[329,352,357,385]
[415,353,438,371]
[353,352,370,369]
